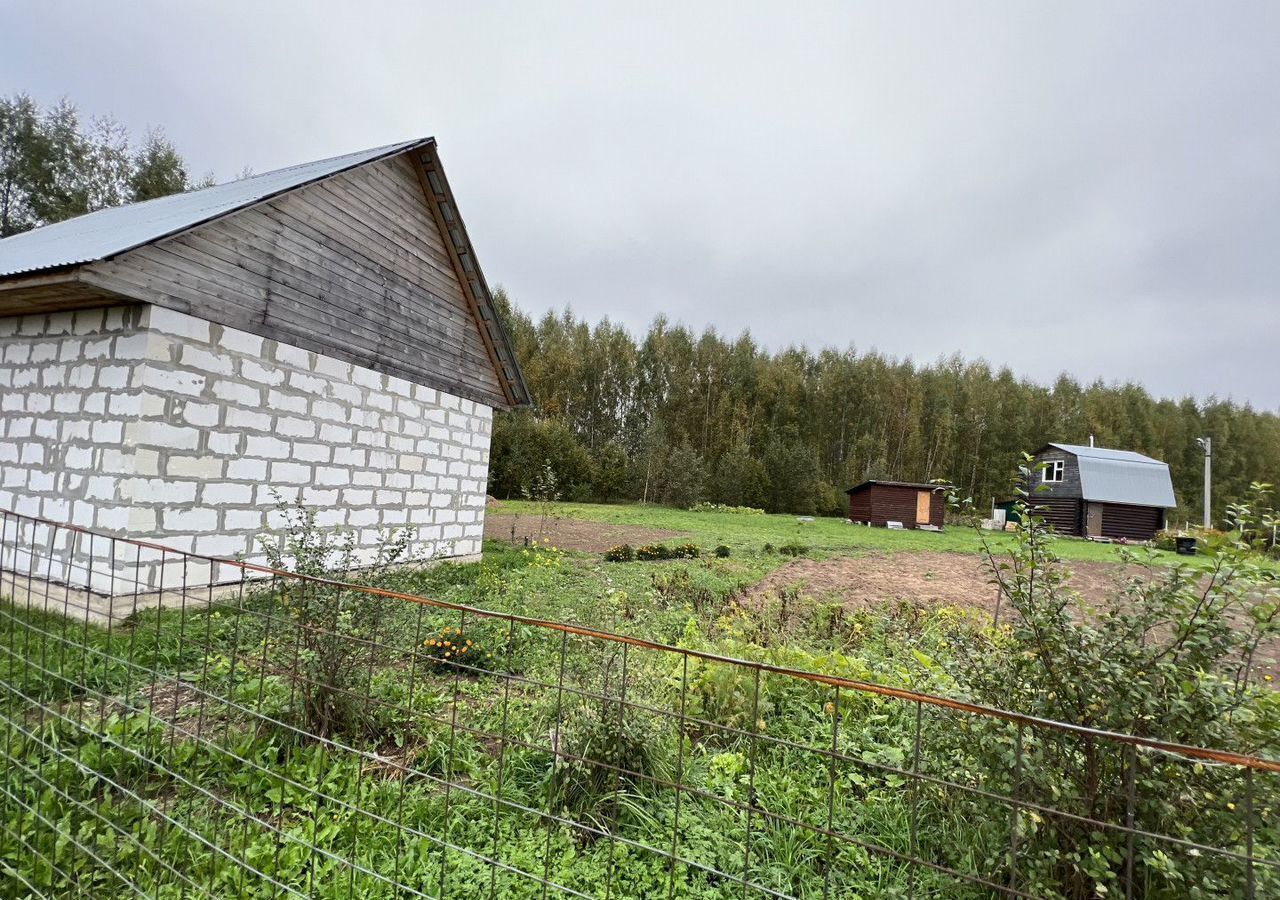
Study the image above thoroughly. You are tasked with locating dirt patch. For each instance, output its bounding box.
[484,514,688,553]
[745,551,1126,614]
[743,551,1279,684]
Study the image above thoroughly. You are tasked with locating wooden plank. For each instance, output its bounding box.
[78,152,510,406]
[410,147,516,407]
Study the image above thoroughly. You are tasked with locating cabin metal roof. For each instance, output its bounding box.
[0,139,431,279]
[1043,443,1176,508]
[845,480,949,494]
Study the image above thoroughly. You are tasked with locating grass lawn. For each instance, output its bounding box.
[493,499,1189,564]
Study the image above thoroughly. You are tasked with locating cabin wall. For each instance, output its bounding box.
[1028,448,1083,500]
[80,154,507,408]
[0,304,490,596]
[847,485,944,529]
[848,489,873,522]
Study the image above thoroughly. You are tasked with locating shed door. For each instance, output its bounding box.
[915,491,931,525]
[1085,503,1103,537]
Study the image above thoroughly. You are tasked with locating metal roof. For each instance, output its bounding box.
[0,138,432,279]
[1046,443,1176,508]
[845,480,949,494]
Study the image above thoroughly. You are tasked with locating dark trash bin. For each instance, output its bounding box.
[1175,536,1197,556]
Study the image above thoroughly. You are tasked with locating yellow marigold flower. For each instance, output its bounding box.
[824,702,835,716]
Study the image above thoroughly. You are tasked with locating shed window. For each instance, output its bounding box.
[1042,460,1065,483]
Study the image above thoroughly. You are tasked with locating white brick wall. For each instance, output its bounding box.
[0,304,494,593]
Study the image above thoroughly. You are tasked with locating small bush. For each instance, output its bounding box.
[778,541,809,557]
[673,542,701,559]
[420,625,495,674]
[689,502,765,515]
[635,544,672,561]
[603,544,635,562]
[762,542,776,554]
[714,545,731,558]
[548,699,673,826]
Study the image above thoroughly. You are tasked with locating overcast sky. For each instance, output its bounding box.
[4,2,1277,409]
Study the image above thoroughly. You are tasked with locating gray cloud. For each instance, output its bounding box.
[3,1,1277,408]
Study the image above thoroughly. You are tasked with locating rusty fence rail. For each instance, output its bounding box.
[0,508,1276,899]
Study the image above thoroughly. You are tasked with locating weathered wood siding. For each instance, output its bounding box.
[1028,448,1083,500]
[78,155,506,407]
[1028,496,1083,535]
[1100,503,1164,541]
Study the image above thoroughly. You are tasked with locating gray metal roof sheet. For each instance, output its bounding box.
[0,138,431,279]
[1047,443,1177,507]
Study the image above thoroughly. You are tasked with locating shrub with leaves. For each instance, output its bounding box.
[603,544,635,562]
[778,541,809,557]
[945,464,1280,898]
[547,696,674,831]
[714,544,731,558]
[635,544,672,561]
[257,493,414,739]
[689,502,765,515]
[420,624,495,674]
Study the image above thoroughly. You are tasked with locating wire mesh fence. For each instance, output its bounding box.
[1,507,1277,899]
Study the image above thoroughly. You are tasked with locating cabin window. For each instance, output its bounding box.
[1042,460,1065,483]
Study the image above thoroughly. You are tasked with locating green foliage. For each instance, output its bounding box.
[0,93,201,237]
[633,543,700,561]
[492,300,1280,523]
[257,493,413,739]
[689,501,765,515]
[635,543,672,561]
[714,544,731,558]
[777,540,809,557]
[603,543,635,562]
[944,462,1280,897]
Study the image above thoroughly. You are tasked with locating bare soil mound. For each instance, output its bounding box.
[743,551,1279,684]
[483,514,687,553]
[743,551,1125,614]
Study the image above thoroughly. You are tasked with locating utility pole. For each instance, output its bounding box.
[1195,437,1212,529]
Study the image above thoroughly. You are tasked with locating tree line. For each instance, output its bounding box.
[1,93,204,237]
[490,295,1280,524]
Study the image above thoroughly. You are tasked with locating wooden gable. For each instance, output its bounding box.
[65,149,518,408]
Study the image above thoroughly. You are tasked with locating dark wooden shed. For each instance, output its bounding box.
[845,481,946,530]
[1024,444,1175,541]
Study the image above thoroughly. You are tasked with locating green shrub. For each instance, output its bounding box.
[714,545,731,558]
[944,467,1280,898]
[635,544,671,561]
[673,542,701,559]
[547,698,673,826]
[603,544,635,562]
[762,542,776,554]
[689,502,765,515]
[778,541,809,557]
[256,493,413,739]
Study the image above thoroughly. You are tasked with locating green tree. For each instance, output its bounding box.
[0,93,199,237]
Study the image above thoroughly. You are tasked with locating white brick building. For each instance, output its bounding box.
[0,139,529,596]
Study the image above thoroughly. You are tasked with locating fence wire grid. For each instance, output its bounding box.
[0,508,1277,899]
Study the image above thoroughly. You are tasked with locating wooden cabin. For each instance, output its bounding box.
[1024,444,1175,541]
[845,481,946,530]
